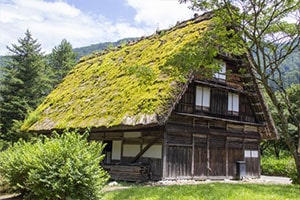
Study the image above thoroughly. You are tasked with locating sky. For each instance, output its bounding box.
[0,0,195,55]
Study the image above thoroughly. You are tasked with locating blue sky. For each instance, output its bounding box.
[0,0,195,55]
[60,0,137,21]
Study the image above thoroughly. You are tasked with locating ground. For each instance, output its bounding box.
[103,175,292,192]
[0,176,292,200]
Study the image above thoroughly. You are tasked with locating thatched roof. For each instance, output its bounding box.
[23,12,277,139]
[23,13,213,132]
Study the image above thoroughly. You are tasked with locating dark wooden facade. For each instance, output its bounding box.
[90,60,269,182]
[163,115,260,180]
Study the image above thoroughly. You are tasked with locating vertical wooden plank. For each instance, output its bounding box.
[140,133,143,153]
[209,136,226,176]
[225,137,228,177]
[162,131,168,179]
[227,137,243,177]
[121,132,124,162]
[211,89,228,115]
[192,134,195,176]
[207,134,210,176]
[244,139,259,177]
[258,139,261,178]
[193,134,207,177]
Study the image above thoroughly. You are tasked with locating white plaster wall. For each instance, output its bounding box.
[123,144,140,157]
[112,140,121,160]
[142,144,162,159]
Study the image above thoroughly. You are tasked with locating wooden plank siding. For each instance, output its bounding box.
[163,114,260,180]
[175,81,258,124]
[91,119,260,181]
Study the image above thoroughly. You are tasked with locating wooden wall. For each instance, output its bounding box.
[89,130,163,180]
[163,115,261,180]
[175,81,258,124]
[90,114,261,181]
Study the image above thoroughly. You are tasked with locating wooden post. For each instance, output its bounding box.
[130,133,163,163]
[207,134,210,176]
[225,136,228,177]
[192,133,195,177]
[121,132,124,162]
[258,138,261,178]
[162,131,168,179]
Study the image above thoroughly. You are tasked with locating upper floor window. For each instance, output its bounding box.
[228,92,239,116]
[213,62,226,80]
[196,86,210,111]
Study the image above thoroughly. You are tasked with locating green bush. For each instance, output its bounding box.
[0,130,109,199]
[261,156,297,183]
[0,139,10,151]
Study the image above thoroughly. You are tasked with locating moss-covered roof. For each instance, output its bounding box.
[24,13,212,132]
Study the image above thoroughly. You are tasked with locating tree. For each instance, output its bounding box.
[179,0,300,182]
[48,39,77,87]
[0,30,50,141]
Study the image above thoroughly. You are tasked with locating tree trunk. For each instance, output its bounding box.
[294,126,300,183]
[245,51,300,184]
[265,83,300,184]
[274,142,280,159]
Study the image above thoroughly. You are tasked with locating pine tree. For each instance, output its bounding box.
[0,30,49,141]
[48,39,77,87]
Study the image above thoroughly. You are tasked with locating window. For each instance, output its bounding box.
[228,92,239,115]
[245,150,259,158]
[213,62,226,80]
[196,86,210,111]
[112,141,121,160]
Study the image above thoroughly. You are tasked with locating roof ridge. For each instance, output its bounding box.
[78,12,214,63]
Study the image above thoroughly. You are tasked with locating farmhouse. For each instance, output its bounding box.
[24,12,277,181]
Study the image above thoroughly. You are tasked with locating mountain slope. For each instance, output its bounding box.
[73,37,138,60]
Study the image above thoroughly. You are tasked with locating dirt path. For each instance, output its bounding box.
[0,176,292,199]
[103,175,292,192]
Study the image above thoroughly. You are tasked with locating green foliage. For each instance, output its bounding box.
[0,138,10,152]
[21,110,40,132]
[264,85,300,153]
[0,30,51,141]
[127,65,156,83]
[48,39,77,87]
[286,84,300,119]
[25,17,209,131]
[104,182,300,200]
[261,156,297,183]
[0,130,109,199]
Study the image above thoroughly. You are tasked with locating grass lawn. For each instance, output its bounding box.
[103,182,300,200]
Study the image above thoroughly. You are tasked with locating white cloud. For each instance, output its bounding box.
[0,0,194,55]
[0,0,146,55]
[126,0,194,29]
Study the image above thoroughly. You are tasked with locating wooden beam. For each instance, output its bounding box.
[192,134,195,176]
[174,112,265,127]
[130,133,163,163]
[194,80,256,95]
